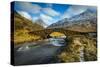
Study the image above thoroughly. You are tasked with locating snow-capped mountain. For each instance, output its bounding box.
[48,9,97,32]
[69,9,97,21]
[47,18,72,28]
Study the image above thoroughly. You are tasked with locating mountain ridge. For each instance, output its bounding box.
[34,18,48,28]
[48,9,97,32]
[14,11,44,31]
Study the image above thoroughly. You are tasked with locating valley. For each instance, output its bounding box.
[12,6,97,65]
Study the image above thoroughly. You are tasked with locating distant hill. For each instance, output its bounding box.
[48,9,97,32]
[69,9,97,21]
[14,11,44,31]
[34,19,48,28]
[12,11,44,45]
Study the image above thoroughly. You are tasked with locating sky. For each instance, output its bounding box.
[14,1,97,25]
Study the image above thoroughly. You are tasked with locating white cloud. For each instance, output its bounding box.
[62,5,88,19]
[40,14,53,20]
[32,17,39,22]
[17,11,32,20]
[15,1,41,14]
[40,14,54,25]
[43,8,60,17]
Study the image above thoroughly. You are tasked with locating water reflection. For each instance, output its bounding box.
[17,38,66,52]
[48,38,65,46]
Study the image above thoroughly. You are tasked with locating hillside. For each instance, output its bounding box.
[14,11,44,31]
[12,11,44,45]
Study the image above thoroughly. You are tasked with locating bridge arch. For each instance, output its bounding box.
[29,28,82,39]
[47,31,66,38]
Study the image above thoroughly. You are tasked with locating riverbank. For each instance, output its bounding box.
[58,35,97,62]
[14,33,97,65]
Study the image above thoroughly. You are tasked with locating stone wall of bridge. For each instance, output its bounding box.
[29,28,87,39]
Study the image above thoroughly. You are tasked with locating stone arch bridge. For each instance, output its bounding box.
[29,28,90,39]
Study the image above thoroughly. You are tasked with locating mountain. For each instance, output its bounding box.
[34,19,48,28]
[48,9,97,32]
[14,11,44,31]
[12,11,45,44]
[69,9,97,21]
[48,18,71,28]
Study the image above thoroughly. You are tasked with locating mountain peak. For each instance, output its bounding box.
[35,18,48,28]
[69,8,97,21]
[48,8,97,32]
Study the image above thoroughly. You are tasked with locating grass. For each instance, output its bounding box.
[14,31,66,45]
[58,35,97,62]
[14,29,41,45]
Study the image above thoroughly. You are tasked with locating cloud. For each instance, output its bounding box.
[43,8,60,17]
[62,5,88,18]
[15,2,61,24]
[17,11,32,20]
[32,17,39,21]
[40,13,54,25]
[15,1,41,14]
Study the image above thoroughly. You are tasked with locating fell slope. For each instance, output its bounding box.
[12,11,44,45]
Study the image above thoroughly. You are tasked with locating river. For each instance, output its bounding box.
[14,38,66,65]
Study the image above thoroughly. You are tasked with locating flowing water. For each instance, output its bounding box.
[14,37,85,65]
[79,46,84,62]
[14,38,66,65]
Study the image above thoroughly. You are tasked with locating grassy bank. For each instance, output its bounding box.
[14,31,66,45]
[14,29,42,45]
[58,35,97,62]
